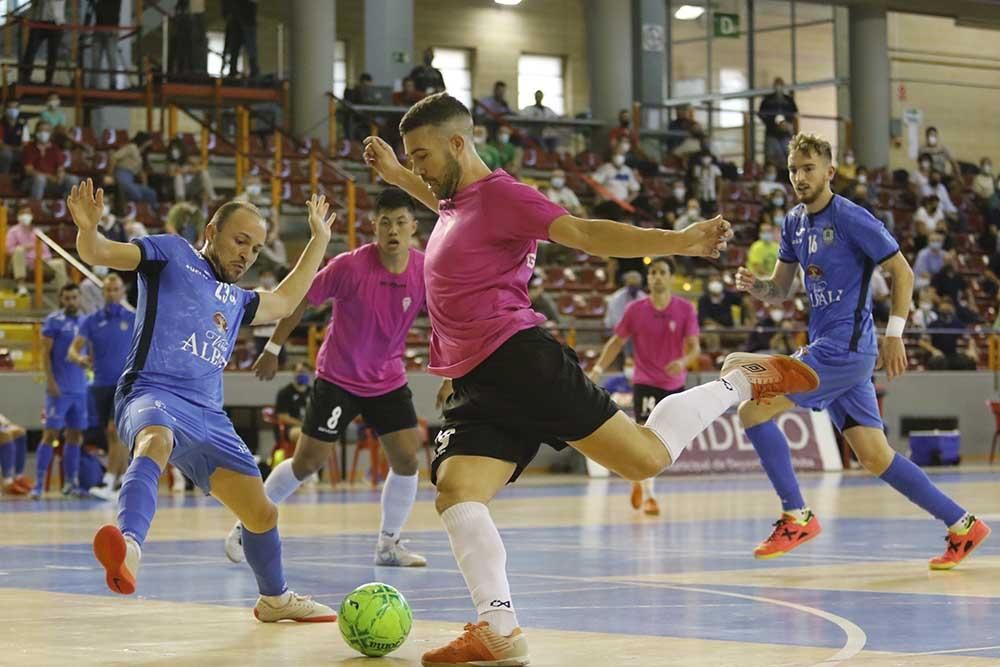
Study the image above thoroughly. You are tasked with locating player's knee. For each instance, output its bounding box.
[854,444,893,476]
[291,440,328,477]
[133,431,172,467]
[243,499,278,533]
[434,477,478,514]
[387,450,419,477]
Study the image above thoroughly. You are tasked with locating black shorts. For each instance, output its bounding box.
[632,384,683,424]
[90,385,117,427]
[430,327,620,486]
[302,378,418,442]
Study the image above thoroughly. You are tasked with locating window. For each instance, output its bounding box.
[333,40,347,98]
[432,48,473,109]
[517,55,565,115]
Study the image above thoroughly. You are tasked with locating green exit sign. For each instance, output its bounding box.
[714,12,740,38]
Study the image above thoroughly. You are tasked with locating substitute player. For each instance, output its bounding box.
[588,258,700,516]
[732,133,989,568]
[225,187,428,568]
[67,179,338,622]
[364,93,820,667]
[0,413,29,495]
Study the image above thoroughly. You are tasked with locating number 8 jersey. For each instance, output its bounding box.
[117,234,260,409]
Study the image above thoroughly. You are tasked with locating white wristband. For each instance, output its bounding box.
[885,315,906,338]
[264,341,282,356]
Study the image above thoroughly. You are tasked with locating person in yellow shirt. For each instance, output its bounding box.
[747,221,779,277]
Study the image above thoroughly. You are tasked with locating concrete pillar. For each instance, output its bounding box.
[364,0,414,88]
[632,0,667,130]
[848,4,890,167]
[290,0,337,141]
[585,0,633,140]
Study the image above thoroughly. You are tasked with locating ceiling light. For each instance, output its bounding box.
[674,5,705,20]
[494,0,522,5]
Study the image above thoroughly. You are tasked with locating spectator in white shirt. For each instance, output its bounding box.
[519,90,561,152]
[913,195,945,249]
[673,198,703,231]
[757,164,785,198]
[927,170,958,221]
[691,152,722,213]
[604,271,645,330]
[592,147,640,219]
[543,169,584,217]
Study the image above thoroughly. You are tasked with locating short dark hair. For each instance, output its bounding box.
[360,72,373,82]
[494,80,506,88]
[399,92,471,135]
[59,282,80,295]
[133,131,151,145]
[651,257,675,273]
[374,187,416,215]
[926,126,938,135]
[209,200,264,231]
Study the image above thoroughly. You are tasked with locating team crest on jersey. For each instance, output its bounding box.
[213,311,229,332]
[806,264,823,280]
[402,296,412,312]
[823,227,835,245]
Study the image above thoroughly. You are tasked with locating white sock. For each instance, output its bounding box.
[264,459,304,505]
[645,370,751,464]
[641,478,655,500]
[784,508,811,523]
[949,512,973,533]
[378,471,419,546]
[440,502,519,636]
[102,472,115,488]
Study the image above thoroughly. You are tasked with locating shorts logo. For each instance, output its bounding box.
[213,312,228,333]
[806,264,823,280]
[823,227,835,245]
[402,296,412,312]
[434,428,456,456]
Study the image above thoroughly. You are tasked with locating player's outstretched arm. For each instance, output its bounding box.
[67,179,140,270]
[251,298,308,381]
[253,194,334,325]
[363,136,439,213]
[587,335,627,383]
[735,261,798,304]
[877,251,913,380]
[549,214,732,259]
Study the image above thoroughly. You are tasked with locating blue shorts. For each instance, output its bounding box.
[788,338,883,432]
[116,390,260,494]
[45,393,89,431]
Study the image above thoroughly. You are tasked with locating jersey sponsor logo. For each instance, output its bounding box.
[806,264,823,279]
[402,296,412,312]
[185,264,212,280]
[806,280,845,309]
[823,227,835,245]
[213,311,229,333]
[180,327,231,369]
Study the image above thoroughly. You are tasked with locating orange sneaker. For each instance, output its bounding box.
[724,353,820,401]
[754,511,822,560]
[642,497,660,516]
[421,621,529,667]
[3,480,28,496]
[929,516,991,571]
[12,476,33,493]
[630,482,642,510]
[93,524,141,595]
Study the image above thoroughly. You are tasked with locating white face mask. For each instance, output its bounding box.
[623,366,634,381]
[498,133,510,144]
[612,154,625,167]
[769,309,784,322]
[47,99,59,110]
[620,142,631,153]
[171,149,181,159]
[927,135,938,146]
[246,185,262,196]
[773,209,786,220]
[920,161,930,171]
[764,172,776,182]
[100,213,116,228]
[708,280,723,295]
[760,231,774,242]
[260,277,277,289]
[17,213,32,225]
[36,131,50,144]
[687,207,700,217]
[473,134,485,146]
[551,177,565,189]
[857,174,867,184]
[844,155,855,165]
[701,155,712,165]
[93,265,109,278]
[673,188,685,199]
[984,164,993,175]
[103,204,111,217]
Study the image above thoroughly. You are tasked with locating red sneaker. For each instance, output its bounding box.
[630,482,642,510]
[929,517,991,571]
[421,622,529,666]
[93,524,140,594]
[12,476,33,493]
[3,480,28,496]
[754,511,822,560]
[642,497,660,516]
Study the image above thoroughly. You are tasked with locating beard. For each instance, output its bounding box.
[205,248,241,284]
[430,155,462,200]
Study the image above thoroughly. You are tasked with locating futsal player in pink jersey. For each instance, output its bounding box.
[589,258,701,516]
[224,188,429,568]
[363,93,819,667]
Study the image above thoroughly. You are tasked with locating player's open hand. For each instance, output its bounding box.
[877,336,907,381]
[678,215,732,258]
[252,350,279,381]
[363,136,406,186]
[305,194,335,240]
[66,178,105,232]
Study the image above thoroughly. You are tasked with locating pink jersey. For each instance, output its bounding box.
[306,243,425,397]
[614,296,700,391]
[425,170,567,378]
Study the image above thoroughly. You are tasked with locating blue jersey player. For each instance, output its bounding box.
[67,178,339,621]
[731,133,989,569]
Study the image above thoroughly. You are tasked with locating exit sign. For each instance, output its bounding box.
[714,12,740,38]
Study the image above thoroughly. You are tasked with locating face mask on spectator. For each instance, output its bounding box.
[612,154,625,167]
[920,160,930,171]
[857,174,867,184]
[773,196,785,207]
[701,155,712,166]
[47,98,59,110]
[844,154,855,165]
[929,240,943,250]
[984,163,993,175]
[673,187,685,200]
[498,132,511,144]
[927,134,938,147]
[551,177,565,189]
[773,208,786,220]
[769,309,784,322]
[17,213,32,225]
[171,148,182,160]
[246,184,262,196]
[708,280,723,295]
[761,231,774,242]
[687,205,700,217]
[620,141,631,153]
[473,134,485,146]
[260,275,277,289]
[93,265,109,278]
[36,131,50,143]
[5,107,18,120]
[623,365,634,380]
[100,214,116,228]
[764,171,776,182]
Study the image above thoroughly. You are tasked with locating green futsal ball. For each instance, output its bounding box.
[338,582,413,657]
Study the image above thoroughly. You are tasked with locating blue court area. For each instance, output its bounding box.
[4,470,1000,664]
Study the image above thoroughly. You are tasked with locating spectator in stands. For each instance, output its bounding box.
[97,203,126,243]
[973,157,996,202]
[528,276,561,325]
[609,109,639,154]
[164,201,205,246]
[234,172,267,206]
[757,163,785,198]
[0,100,26,174]
[673,198,702,231]
[912,286,939,329]
[664,181,688,218]
[123,213,148,240]
[222,0,259,79]
[472,125,501,170]
[19,0,65,85]
[913,232,947,289]
[691,150,722,214]
[763,186,788,223]
[5,204,67,296]
[22,120,78,200]
[666,105,698,154]
[919,126,960,180]
[489,126,518,173]
[166,138,216,204]
[912,156,933,197]
[393,77,424,106]
[698,271,741,328]
[745,306,784,353]
[39,92,67,130]
[927,170,958,222]
[89,0,124,89]
[274,361,312,443]
[604,271,645,331]
[930,254,973,308]
[256,220,288,276]
[870,266,891,324]
[836,149,857,182]
[345,73,382,105]
[519,89,560,152]
[747,222,779,277]
[913,195,944,251]
[107,131,157,205]
[592,144,640,219]
[251,269,285,364]
[477,81,512,119]
[758,78,798,167]
[921,298,977,370]
[543,169,584,217]
[408,47,445,94]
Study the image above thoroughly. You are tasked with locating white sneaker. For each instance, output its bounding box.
[93,525,142,595]
[253,590,338,623]
[375,538,427,567]
[88,485,118,502]
[225,521,245,563]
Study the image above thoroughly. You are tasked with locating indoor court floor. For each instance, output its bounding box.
[4,467,1000,666]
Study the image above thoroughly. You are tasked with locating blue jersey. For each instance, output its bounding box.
[118,235,260,409]
[778,195,899,355]
[79,302,136,388]
[42,309,88,395]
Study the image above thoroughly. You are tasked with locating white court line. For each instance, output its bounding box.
[905,645,1000,656]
